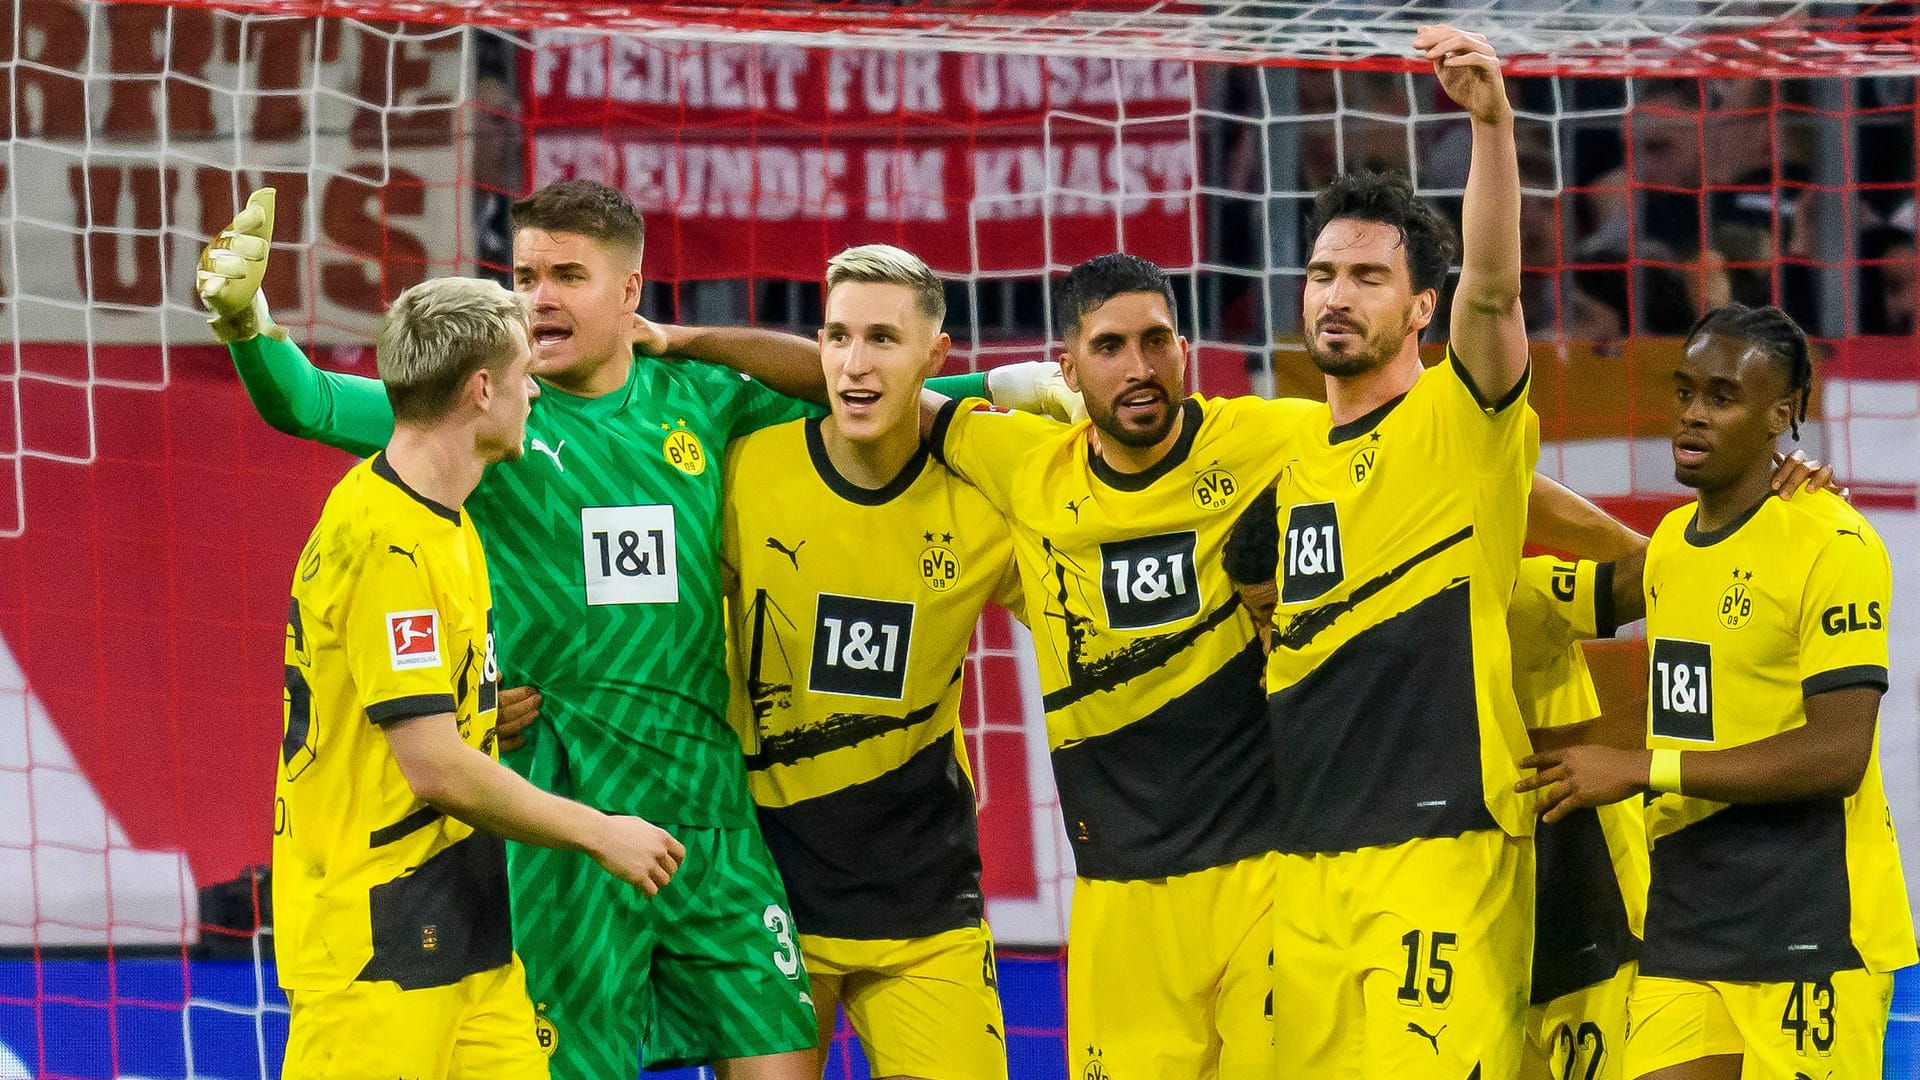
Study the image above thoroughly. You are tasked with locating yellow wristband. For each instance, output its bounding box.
[1649,748,1684,795]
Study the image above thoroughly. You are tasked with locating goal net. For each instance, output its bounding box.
[1,1,1916,1077]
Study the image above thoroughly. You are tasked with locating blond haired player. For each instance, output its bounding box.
[1522,304,1914,1080]
[249,269,684,1080]
[721,244,1022,1078]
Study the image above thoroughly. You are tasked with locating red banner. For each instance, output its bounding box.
[521,34,1199,278]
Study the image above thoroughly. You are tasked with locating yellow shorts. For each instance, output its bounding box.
[281,955,547,1080]
[1068,851,1277,1079]
[1624,970,1894,1080]
[1522,961,1635,1080]
[1272,830,1533,1080]
[800,922,1006,1080]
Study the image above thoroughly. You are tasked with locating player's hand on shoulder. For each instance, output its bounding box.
[631,313,671,357]
[1771,448,1848,502]
[987,360,1088,424]
[1414,25,1510,126]
[196,188,287,344]
[494,685,543,753]
[591,814,687,896]
[1515,744,1653,824]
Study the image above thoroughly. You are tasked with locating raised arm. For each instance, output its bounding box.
[1420,25,1528,404]
[198,188,393,457]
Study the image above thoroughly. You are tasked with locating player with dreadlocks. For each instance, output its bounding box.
[1520,303,1914,1080]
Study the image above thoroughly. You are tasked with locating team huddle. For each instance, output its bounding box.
[194,24,1912,1080]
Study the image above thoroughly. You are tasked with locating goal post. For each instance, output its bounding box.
[2,2,1917,1076]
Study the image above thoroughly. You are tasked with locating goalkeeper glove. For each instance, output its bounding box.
[985,360,1087,424]
[196,188,286,344]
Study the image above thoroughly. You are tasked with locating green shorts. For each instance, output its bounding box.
[509,825,815,1076]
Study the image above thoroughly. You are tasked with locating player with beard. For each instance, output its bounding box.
[198,183,1044,1080]
[1520,304,1913,1080]
[1258,25,1540,1077]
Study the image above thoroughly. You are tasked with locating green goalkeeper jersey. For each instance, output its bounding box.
[228,339,772,823]
[232,336,988,825]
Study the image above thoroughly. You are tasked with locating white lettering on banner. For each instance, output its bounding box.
[971,141,1194,218]
[865,148,948,221]
[532,134,1193,226]
[529,32,1190,117]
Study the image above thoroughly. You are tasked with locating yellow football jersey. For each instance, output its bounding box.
[723,418,1020,940]
[933,393,1317,881]
[1265,354,1540,851]
[274,453,508,992]
[1511,555,1648,1005]
[1641,490,1914,980]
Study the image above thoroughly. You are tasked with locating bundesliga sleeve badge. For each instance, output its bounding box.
[387,610,442,670]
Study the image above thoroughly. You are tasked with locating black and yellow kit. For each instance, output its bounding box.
[934,393,1315,1076]
[1625,490,1913,1080]
[1263,354,1539,1078]
[724,417,1020,1079]
[275,453,543,1080]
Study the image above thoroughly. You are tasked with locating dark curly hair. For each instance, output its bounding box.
[1054,253,1178,341]
[1222,485,1280,587]
[510,179,644,256]
[1684,303,1815,440]
[1307,171,1457,295]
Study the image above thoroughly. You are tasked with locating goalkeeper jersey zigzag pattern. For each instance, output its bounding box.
[722,418,1021,940]
[934,393,1317,881]
[274,454,510,992]
[1265,354,1540,853]
[476,356,813,826]
[1640,491,1915,981]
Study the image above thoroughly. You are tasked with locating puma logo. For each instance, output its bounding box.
[986,1022,1003,1044]
[531,437,565,471]
[766,537,805,569]
[1406,1022,1446,1054]
[387,544,420,567]
[1835,527,1864,544]
[1065,497,1085,522]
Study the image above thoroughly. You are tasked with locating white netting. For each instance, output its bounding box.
[2,2,1917,1077]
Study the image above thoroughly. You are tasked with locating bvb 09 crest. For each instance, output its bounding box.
[1191,466,1238,511]
[921,532,960,592]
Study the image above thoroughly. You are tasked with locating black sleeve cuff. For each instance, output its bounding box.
[927,397,964,465]
[367,693,456,726]
[1802,665,1890,698]
[1448,347,1531,413]
[1593,561,1619,638]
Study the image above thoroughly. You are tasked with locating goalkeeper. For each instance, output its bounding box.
[199,181,1069,1078]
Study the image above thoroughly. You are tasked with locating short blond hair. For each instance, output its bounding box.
[376,277,530,423]
[825,244,946,327]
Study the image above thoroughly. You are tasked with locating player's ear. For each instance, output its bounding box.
[1767,393,1796,438]
[921,332,951,379]
[467,363,495,413]
[1410,287,1439,332]
[1059,347,1082,393]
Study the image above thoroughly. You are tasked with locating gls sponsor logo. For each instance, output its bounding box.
[1100,532,1199,630]
[1820,602,1883,636]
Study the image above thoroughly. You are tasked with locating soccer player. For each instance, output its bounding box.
[1224,485,1648,1080]
[1520,303,1915,1080]
[270,276,684,1080]
[1259,25,1537,1076]
[201,183,1056,1080]
[721,244,1021,1078]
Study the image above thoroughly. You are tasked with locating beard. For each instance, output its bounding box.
[1304,309,1412,377]
[1089,386,1179,449]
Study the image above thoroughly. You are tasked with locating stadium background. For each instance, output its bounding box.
[0,1,1916,1076]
